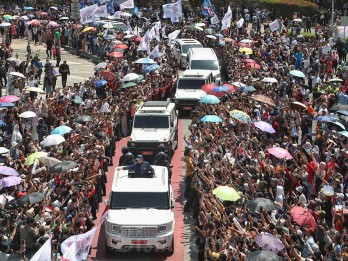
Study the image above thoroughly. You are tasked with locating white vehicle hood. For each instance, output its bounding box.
[131,129,170,142]
[108,209,174,226]
[174,89,206,100]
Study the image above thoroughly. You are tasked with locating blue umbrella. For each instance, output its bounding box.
[0,103,15,107]
[0,120,5,126]
[339,131,348,138]
[239,86,256,92]
[24,7,34,10]
[212,86,231,93]
[200,95,220,104]
[135,57,156,64]
[215,33,224,38]
[51,126,73,135]
[143,64,159,73]
[329,121,346,130]
[315,116,335,122]
[28,14,35,18]
[95,79,108,88]
[337,110,348,116]
[200,115,223,123]
[74,96,83,104]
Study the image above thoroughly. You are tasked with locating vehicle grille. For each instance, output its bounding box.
[121,226,158,238]
[133,142,161,149]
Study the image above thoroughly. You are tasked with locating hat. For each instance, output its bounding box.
[296,186,304,193]
[135,155,143,160]
[20,174,26,179]
[337,193,344,199]
[53,200,61,208]
[11,141,18,147]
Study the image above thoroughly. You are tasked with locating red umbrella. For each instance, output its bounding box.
[135,37,142,42]
[108,52,123,58]
[222,83,238,92]
[39,12,47,16]
[289,206,317,230]
[201,84,216,93]
[114,44,128,50]
[245,63,261,69]
[100,70,116,81]
[0,95,20,103]
[244,59,256,63]
[31,20,40,26]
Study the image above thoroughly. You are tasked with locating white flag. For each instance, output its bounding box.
[168,29,181,40]
[162,24,167,38]
[80,4,98,24]
[127,20,133,34]
[30,236,51,261]
[62,240,79,261]
[221,6,232,31]
[120,0,134,9]
[61,227,97,261]
[92,5,108,20]
[99,210,109,223]
[211,14,219,25]
[237,18,244,28]
[149,44,164,59]
[162,0,182,19]
[269,19,280,32]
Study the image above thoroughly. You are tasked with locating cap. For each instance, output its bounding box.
[11,141,18,147]
[296,186,304,193]
[135,155,143,160]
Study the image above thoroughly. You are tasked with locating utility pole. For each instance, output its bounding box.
[331,0,334,31]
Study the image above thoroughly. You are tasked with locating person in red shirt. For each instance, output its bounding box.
[272,116,279,134]
[326,156,337,182]
[306,155,317,200]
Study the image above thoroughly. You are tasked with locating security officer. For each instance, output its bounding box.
[122,155,155,178]
[154,151,172,180]
[119,146,129,166]
[154,144,169,162]
[122,152,134,166]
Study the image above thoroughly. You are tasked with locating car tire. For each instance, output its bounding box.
[105,245,113,257]
[166,236,174,256]
[174,130,178,150]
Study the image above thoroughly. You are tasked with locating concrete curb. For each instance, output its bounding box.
[63,46,103,64]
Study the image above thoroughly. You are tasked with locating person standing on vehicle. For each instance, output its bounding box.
[59,60,69,87]
[121,155,155,178]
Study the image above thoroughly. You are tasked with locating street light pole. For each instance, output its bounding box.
[331,0,334,31]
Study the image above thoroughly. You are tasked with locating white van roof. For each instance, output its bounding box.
[136,100,175,114]
[111,166,169,193]
[188,48,217,59]
[180,70,213,78]
[176,39,202,45]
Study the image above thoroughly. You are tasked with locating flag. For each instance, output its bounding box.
[97,0,106,5]
[30,236,51,261]
[61,227,97,261]
[62,241,78,261]
[92,5,107,20]
[120,0,134,9]
[162,0,182,19]
[127,20,133,34]
[221,6,232,31]
[149,44,164,59]
[168,29,181,40]
[99,210,109,223]
[211,14,219,24]
[107,0,115,15]
[269,19,280,32]
[202,0,214,16]
[237,18,244,28]
[80,4,98,24]
[132,6,139,13]
[79,0,84,9]
[162,24,167,38]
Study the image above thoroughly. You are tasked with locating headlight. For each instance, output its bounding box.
[112,224,121,234]
[158,222,173,234]
[174,99,178,104]
[129,142,136,147]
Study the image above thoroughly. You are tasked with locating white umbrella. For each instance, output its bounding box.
[59,17,69,20]
[38,156,61,167]
[94,62,107,70]
[0,147,9,154]
[122,73,139,82]
[0,22,11,27]
[9,72,25,79]
[103,22,113,29]
[20,16,29,20]
[121,13,132,17]
[293,18,302,22]
[329,78,343,82]
[261,77,278,83]
[232,82,246,87]
[50,6,58,10]
[25,87,46,93]
[123,34,135,39]
[41,134,66,147]
[19,111,36,118]
[241,39,253,43]
[7,57,20,66]
[206,35,217,40]
[195,22,205,27]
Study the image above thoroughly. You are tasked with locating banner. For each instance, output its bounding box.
[168,29,181,40]
[30,236,51,261]
[149,44,164,59]
[163,0,182,19]
[80,4,97,24]
[120,0,134,9]
[269,19,280,32]
[237,18,244,28]
[211,14,219,25]
[62,241,78,261]
[221,6,232,31]
[92,5,108,20]
[61,227,97,261]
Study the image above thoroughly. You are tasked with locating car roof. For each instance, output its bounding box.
[181,70,213,78]
[111,166,169,193]
[176,39,202,45]
[188,48,217,57]
[137,101,175,114]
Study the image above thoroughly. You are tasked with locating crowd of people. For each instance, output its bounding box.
[0,1,346,261]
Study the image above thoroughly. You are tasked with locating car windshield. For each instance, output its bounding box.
[133,115,169,128]
[182,44,203,54]
[110,192,169,209]
[190,60,219,70]
[177,79,206,90]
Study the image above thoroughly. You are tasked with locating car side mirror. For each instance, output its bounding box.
[105,199,110,207]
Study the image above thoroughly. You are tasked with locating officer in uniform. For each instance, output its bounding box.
[154,151,172,180]
[122,155,155,178]
[121,152,134,166]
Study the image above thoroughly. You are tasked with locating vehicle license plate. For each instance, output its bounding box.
[131,240,147,244]
[142,151,154,155]
[183,106,192,110]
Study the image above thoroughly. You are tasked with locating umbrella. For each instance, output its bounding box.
[248,250,284,261]
[108,51,123,58]
[0,147,9,154]
[135,58,156,64]
[19,111,36,118]
[123,34,136,39]
[24,7,35,10]
[206,35,217,39]
[329,78,343,83]
[122,73,140,82]
[49,161,78,173]
[239,47,253,54]
[38,156,61,167]
[48,21,58,27]
[51,126,73,135]
[293,18,302,22]
[30,20,40,26]
[315,116,336,122]
[251,94,276,107]
[200,115,223,123]
[212,86,232,93]
[199,95,220,104]
[0,22,11,27]
[25,87,45,93]
[100,70,116,80]
[59,17,69,20]
[123,82,137,88]
[245,63,261,69]
[244,58,256,63]
[25,152,47,166]
[213,186,240,201]
[290,70,305,78]
[9,72,25,79]
[339,131,348,138]
[50,6,59,10]
[330,104,348,111]
[115,44,128,49]
[0,121,5,126]
[82,27,95,33]
[232,82,246,88]
[75,115,93,123]
[246,198,278,212]
[0,103,15,107]
[195,22,205,27]
[254,121,276,134]
[103,22,114,29]
[201,84,216,93]
[289,206,317,230]
[0,166,19,176]
[329,121,346,130]
[95,62,107,70]
[0,176,22,188]
[95,80,108,88]
[0,95,20,103]
[267,147,293,160]
[194,25,204,31]
[239,86,256,92]
[41,134,66,147]
[254,233,285,252]
[74,96,83,104]
[292,101,306,109]
[143,64,159,73]
[222,83,238,92]
[261,77,278,83]
[337,110,348,116]
[18,192,44,206]
[104,35,115,40]
[322,185,334,196]
[229,110,251,125]
[20,15,29,20]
